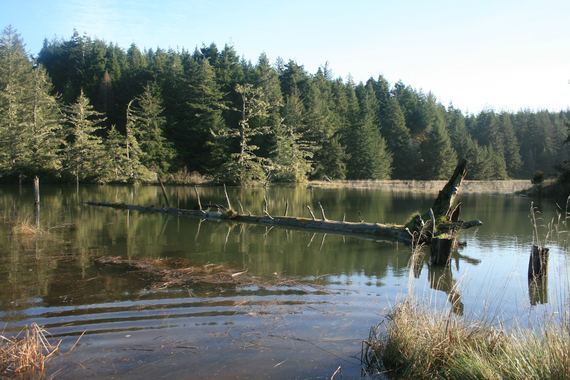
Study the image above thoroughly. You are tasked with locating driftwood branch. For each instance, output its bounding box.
[318,202,327,221]
[438,220,483,231]
[307,205,316,220]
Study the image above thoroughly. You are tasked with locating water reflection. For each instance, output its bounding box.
[528,277,549,305]
[0,184,568,378]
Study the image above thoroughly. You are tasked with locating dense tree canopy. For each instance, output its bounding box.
[1,25,569,185]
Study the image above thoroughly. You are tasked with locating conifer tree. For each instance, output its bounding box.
[271,120,313,182]
[130,84,175,175]
[216,83,271,185]
[498,112,523,177]
[175,57,228,172]
[64,90,106,184]
[105,124,127,181]
[346,83,392,179]
[26,64,64,176]
[0,25,32,179]
[380,97,413,178]
[420,112,457,179]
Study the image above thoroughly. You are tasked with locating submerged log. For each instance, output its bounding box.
[84,160,482,245]
[84,201,412,242]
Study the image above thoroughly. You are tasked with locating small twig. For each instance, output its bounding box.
[307,205,316,220]
[358,211,363,223]
[237,200,244,214]
[223,184,232,210]
[284,201,289,217]
[319,234,327,251]
[194,186,202,211]
[307,233,316,247]
[318,202,327,221]
[331,366,343,380]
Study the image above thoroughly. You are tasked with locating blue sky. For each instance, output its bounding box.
[3,0,569,113]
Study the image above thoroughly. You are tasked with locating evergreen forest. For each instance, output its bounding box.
[1,25,569,185]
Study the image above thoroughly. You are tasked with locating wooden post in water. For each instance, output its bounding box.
[33,176,40,229]
[528,245,549,278]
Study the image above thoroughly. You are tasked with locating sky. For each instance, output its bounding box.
[2,0,569,114]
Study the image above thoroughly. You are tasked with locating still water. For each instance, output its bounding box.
[0,185,568,379]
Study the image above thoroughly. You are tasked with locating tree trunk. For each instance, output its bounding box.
[432,158,467,218]
[528,244,549,278]
[430,237,455,266]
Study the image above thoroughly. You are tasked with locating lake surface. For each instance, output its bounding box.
[0,184,568,379]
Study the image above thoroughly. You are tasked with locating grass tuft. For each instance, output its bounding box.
[0,323,60,378]
[365,290,570,379]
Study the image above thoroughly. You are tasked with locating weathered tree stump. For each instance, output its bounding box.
[432,158,467,218]
[430,237,455,266]
[528,244,549,278]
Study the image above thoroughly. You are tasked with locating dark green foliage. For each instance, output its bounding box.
[1,25,568,184]
[419,111,457,180]
[64,91,106,184]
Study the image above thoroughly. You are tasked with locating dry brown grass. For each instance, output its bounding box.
[309,179,532,194]
[10,217,43,236]
[0,323,60,379]
[95,256,325,293]
[168,167,213,185]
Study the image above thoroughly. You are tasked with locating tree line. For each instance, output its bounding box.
[1,25,569,185]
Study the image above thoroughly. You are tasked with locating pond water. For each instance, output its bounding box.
[0,184,568,379]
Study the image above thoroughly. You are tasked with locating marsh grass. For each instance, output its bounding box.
[365,294,570,379]
[363,200,570,379]
[10,214,43,236]
[168,167,213,185]
[309,179,531,194]
[0,323,60,379]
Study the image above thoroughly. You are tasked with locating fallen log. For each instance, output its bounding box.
[84,160,482,245]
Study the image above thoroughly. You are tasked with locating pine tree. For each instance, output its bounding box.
[130,83,175,175]
[64,90,106,184]
[271,120,313,182]
[498,112,523,177]
[174,57,228,173]
[420,112,457,179]
[105,124,127,181]
[217,83,271,185]
[26,64,64,176]
[380,97,413,179]
[0,25,32,179]
[346,83,392,179]
[250,52,283,160]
